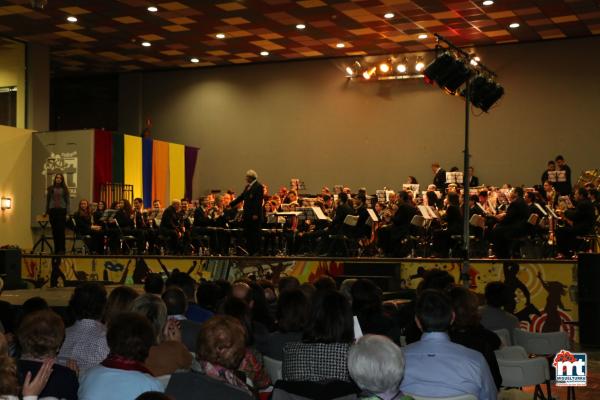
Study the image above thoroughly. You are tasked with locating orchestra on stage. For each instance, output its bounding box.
[49,156,600,260]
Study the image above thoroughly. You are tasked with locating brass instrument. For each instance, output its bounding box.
[575,169,600,191]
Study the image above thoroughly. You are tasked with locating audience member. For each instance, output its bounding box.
[339,278,357,303]
[162,287,202,352]
[0,278,16,335]
[78,312,163,399]
[348,335,413,400]
[283,290,354,383]
[196,281,221,313]
[1,341,53,400]
[351,279,400,343]
[103,285,139,325]
[130,294,192,377]
[400,290,497,399]
[299,282,316,302]
[313,275,337,292]
[259,289,308,361]
[59,282,109,373]
[17,310,79,400]
[165,316,253,400]
[448,286,502,390]
[480,281,520,341]
[144,274,165,296]
[277,276,300,294]
[166,272,213,323]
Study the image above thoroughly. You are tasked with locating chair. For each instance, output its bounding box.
[493,328,512,347]
[406,394,477,400]
[263,355,282,383]
[495,346,551,400]
[512,329,569,356]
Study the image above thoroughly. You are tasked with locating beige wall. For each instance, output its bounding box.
[0,125,33,249]
[0,40,26,129]
[120,36,600,195]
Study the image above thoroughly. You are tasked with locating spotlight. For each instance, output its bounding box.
[384,12,395,19]
[1,197,11,210]
[418,33,428,40]
[66,16,78,23]
[141,41,152,47]
[379,62,391,73]
[345,61,361,77]
[509,22,520,29]
[396,63,407,73]
[415,60,425,72]
[296,23,306,30]
[470,58,478,66]
[336,43,345,48]
[423,52,472,94]
[190,58,200,63]
[216,33,226,39]
[362,67,376,80]
[464,75,504,112]
[147,6,158,12]
[482,0,494,5]
[260,51,269,56]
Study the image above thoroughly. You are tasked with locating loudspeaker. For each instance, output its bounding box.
[578,253,600,347]
[0,248,22,290]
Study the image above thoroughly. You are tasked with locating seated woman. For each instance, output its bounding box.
[348,335,413,400]
[129,294,192,377]
[78,312,164,399]
[282,290,354,383]
[165,315,253,400]
[16,310,79,400]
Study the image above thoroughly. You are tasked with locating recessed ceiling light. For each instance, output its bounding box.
[418,33,428,39]
[384,12,395,19]
[190,58,200,63]
[147,6,158,12]
[216,33,226,39]
[260,51,269,56]
[66,16,77,23]
[141,41,151,47]
[482,0,494,5]
[336,43,345,48]
[509,22,520,29]
[296,23,306,30]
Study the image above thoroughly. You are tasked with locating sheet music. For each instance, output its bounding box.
[343,215,359,226]
[418,205,434,220]
[402,184,420,193]
[445,172,464,184]
[535,203,548,216]
[559,195,573,209]
[311,206,329,221]
[366,208,379,222]
[548,170,567,183]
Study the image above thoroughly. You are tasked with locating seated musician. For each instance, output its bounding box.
[352,194,371,240]
[330,192,353,235]
[589,189,600,216]
[378,190,417,257]
[543,180,558,209]
[72,199,102,253]
[556,188,596,258]
[524,192,545,237]
[160,199,183,254]
[283,190,300,207]
[469,194,484,240]
[192,196,213,249]
[179,199,193,254]
[432,192,462,257]
[491,187,529,258]
[132,197,150,253]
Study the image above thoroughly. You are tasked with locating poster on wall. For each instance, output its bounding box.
[42,151,78,198]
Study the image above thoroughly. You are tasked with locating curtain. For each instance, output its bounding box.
[184,146,199,200]
[93,129,113,200]
[142,138,153,208]
[152,140,170,207]
[111,133,124,183]
[124,135,143,200]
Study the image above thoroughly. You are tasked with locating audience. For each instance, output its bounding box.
[480,281,520,341]
[277,276,300,294]
[17,310,79,400]
[351,279,400,343]
[165,315,253,400]
[130,294,192,377]
[58,282,109,373]
[103,285,139,325]
[282,290,354,383]
[162,287,202,353]
[79,312,163,399]
[348,335,413,400]
[313,275,337,292]
[166,272,213,323]
[400,290,497,399]
[144,274,165,296]
[195,281,222,313]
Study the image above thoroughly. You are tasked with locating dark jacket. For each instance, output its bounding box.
[166,370,253,400]
[160,205,180,231]
[433,168,447,190]
[230,180,265,222]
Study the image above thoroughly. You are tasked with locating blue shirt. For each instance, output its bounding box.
[186,303,214,323]
[78,365,164,400]
[400,332,497,400]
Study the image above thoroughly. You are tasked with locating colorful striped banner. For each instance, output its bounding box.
[169,143,185,201]
[112,133,124,184]
[93,130,113,200]
[152,140,169,207]
[184,146,199,200]
[142,138,153,208]
[124,135,143,200]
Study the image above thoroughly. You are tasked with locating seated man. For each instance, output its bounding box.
[479,281,519,343]
[400,290,497,399]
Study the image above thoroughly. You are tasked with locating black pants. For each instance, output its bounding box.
[49,208,67,254]
[243,219,261,255]
[50,256,66,287]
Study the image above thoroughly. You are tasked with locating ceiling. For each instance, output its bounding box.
[0,0,599,74]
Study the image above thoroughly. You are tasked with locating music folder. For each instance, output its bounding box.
[311,207,330,221]
[343,215,359,226]
[469,214,485,228]
[366,209,379,226]
[417,205,437,220]
[548,170,567,183]
[100,209,117,222]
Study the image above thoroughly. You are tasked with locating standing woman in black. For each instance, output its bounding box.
[45,174,70,254]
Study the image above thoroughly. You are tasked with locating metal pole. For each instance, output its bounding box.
[462,78,471,287]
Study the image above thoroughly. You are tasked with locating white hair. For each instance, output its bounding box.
[246,169,258,179]
[347,334,406,394]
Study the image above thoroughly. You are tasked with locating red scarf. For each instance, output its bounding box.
[101,354,152,375]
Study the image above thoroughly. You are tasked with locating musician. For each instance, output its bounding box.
[432,162,447,191]
[381,190,417,257]
[524,192,544,237]
[72,199,100,253]
[92,200,106,225]
[45,173,70,254]
[589,189,600,216]
[491,187,529,258]
[192,196,213,252]
[556,188,595,258]
[229,169,265,255]
[543,181,558,209]
[432,192,463,257]
[468,166,479,187]
[132,197,149,253]
[352,194,371,239]
[283,190,300,207]
[555,155,572,196]
[109,199,135,254]
[406,176,418,185]
[160,199,183,254]
[541,160,556,185]
[322,194,334,216]
[330,192,353,234]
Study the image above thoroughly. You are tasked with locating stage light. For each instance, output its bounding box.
[216,33,226,39]
[296,23,306,30]
[482,0,494,5]
[345,61,361,77]
[141,41,151,47]
[362,66,376,80]
[379,62,391,73]
[1,197,11,210]
[384,12,395,19]
[147,6,158,12]
[190,58,200,63]
[396,62,407,73]
[418,33,428,40]
[260,51,269,56]
[423,52,472,94]
[464,75,504,112]
[336,42,345,48]
[67,16,77,23]
[415,60,425,72]
[509,22,520,29]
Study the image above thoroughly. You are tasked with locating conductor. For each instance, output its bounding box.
[229,170,264,255]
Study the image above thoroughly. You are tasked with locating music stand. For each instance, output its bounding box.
[32,215,53,254]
